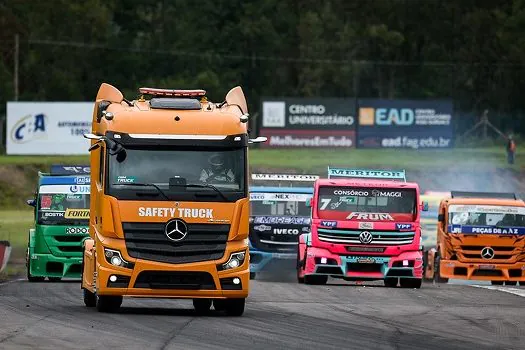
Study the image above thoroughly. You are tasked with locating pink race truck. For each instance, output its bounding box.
[297,168,427,288]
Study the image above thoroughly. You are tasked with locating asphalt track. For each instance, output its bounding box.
[0,273,524,350]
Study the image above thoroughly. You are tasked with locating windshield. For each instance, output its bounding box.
[448,205,525,227]
[317,186,417,221]
[250,192,311,216]
[108,147,245,202]
[38,192,90,225]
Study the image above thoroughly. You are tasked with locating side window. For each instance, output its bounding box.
[99,147,105,186]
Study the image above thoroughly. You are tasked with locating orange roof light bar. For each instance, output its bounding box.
[139,87,206,97]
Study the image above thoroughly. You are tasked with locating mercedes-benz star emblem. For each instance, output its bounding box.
[359,231,373,244]
[481,246,495,260]
[165,219,188,242]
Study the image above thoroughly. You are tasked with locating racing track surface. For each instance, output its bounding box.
[0,275,524,350]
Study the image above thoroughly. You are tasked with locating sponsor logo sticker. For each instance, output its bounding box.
[359,222,374,229]
[320,220,337,228]
[64,209,90,219]
[396,223,413,230]
[138,207,214,219]
[347,212,394,221]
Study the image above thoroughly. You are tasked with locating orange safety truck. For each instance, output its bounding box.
[81,83,266,315]
[425,191,525,285]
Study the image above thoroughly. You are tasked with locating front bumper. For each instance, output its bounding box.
[440,259,525,281]
[95,239,249,299]
[249,243,296,273]
[28,253,83,278]
[302,246,423,280]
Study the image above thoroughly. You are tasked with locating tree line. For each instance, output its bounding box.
[1,0,525,135]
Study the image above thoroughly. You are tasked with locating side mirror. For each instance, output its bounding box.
[422,201,429,212]
[26,199,36,207]
[248,136,268,144]
[438,214,444,222]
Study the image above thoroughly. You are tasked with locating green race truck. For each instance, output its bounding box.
[26,165,90,281]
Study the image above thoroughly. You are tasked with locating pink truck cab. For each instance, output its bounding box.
[296,168,427,288]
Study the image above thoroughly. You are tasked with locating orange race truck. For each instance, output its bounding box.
[81,83,265,315]
[425,191,525,285]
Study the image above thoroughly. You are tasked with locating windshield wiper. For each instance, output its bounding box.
[111,183,170,200]
[170,183,228,201]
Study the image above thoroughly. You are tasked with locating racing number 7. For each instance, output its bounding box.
[320,198,331,210]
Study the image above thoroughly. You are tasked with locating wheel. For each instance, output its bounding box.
[400,278,422,289]
[83,288,97,307]
[384,278,398,287]
[213,299,226,312]
[491,280,504,285]
[296,246,305,283]
[48,277,62,282]
[26,251,44,282]
[505,281,517,286]
[304,275,328,285]
[96,295,123,313]
[249,272,256,280]
[224,298,245,316]
[193,298,212,314]
[434,254,449,283]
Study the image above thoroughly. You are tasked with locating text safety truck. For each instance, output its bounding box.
[26,165,91,281]
[249,174,316,279]
[297,168,427,288]
[81,83,265,315]
[424,191,525,285]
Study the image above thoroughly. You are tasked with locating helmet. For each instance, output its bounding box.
[208,153,225,172]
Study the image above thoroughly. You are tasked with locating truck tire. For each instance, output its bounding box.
[505,281,517,286]
[96,295,123,313]
[400,278,422,289]
[434,254,449,283]
[304,275,328,285]
[193,298,212,314]
[250,272,256,280]
[26,249,44,282]
[224,298,245,316]
[296,246,305,284]
[83,288,97,307]
[48,277,62,282]
[384,278,398,287]
[213,299,226,312]
[491,281,504,285]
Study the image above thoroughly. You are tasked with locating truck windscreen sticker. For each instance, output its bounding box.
[250,192,312,201]
[39,185,90,194]
[347,212,394,221]
[448,225,525,235]
[252,216,311,225]
[448,205,525,215]
[116,175,136,184]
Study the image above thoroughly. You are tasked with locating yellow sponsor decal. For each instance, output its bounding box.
[65,209,90,219]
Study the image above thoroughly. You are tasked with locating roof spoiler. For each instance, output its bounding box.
[327,167,406,182]
[49,165,91,175]
[450,191,517,200]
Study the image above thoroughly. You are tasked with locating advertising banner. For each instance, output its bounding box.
[356,99,453,149]
[6,102,93,155]
[260,98,356,148]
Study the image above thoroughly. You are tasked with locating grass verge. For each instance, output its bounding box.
[0,210,32,281]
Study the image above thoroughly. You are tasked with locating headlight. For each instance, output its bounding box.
[104,248,134,269]
[219,251,246,271]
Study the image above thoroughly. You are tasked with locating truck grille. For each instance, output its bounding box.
[134,271,216,289]
[249,230,298,253]
[123,222,229,264]
[317,228,414,245]
[457,245,522,263]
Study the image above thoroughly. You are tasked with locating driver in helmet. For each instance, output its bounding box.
[200,153,235,183]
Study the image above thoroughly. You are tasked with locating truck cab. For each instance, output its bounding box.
[26,165,91,281]
[248,174,316,279]
[425,191,525,285]
[297,168,427,288]
[81,83,265,315]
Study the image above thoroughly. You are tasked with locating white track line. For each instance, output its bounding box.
[0,278,25,286]
[471,285,525,298]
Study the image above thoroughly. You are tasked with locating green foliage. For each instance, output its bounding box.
[0,0,525,134]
